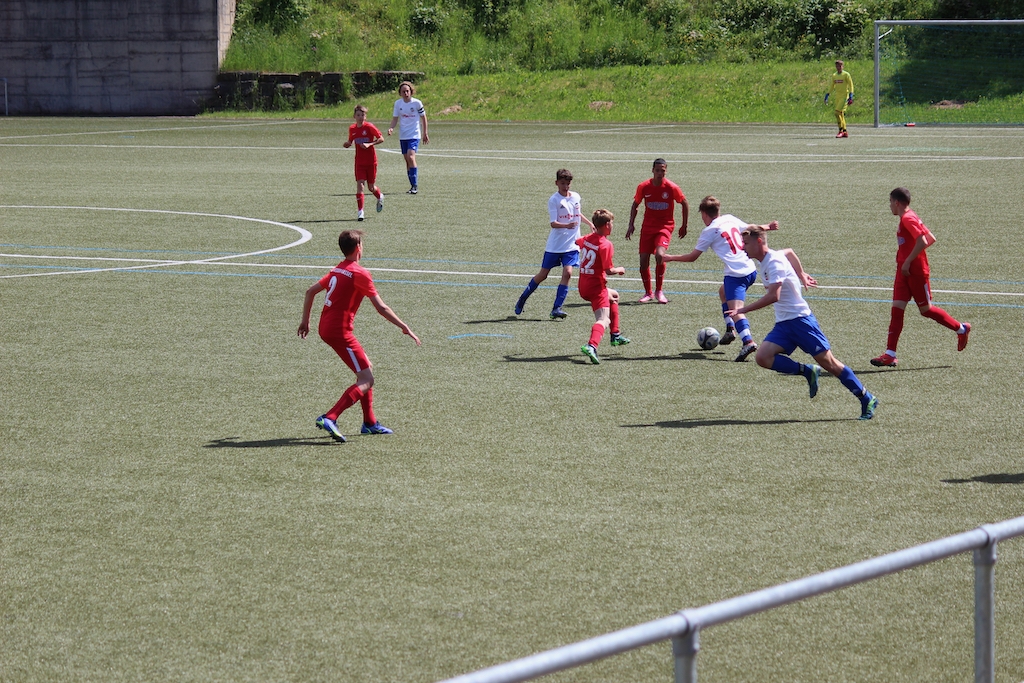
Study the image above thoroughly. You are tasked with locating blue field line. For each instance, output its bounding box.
[449,333,515,339]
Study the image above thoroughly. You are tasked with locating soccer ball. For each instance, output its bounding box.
[697,326,720,350]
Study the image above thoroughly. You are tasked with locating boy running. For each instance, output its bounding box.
[870,187,970,367]
[515,168,594,319]
[388,81,428,194]
[577,209,630,364]
[663,196,778,362]
[625,158,689,304]
[298,230,421,442]
[343,105,384,222]
[727,226,878,420]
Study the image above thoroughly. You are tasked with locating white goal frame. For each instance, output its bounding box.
[873,19,1024,127]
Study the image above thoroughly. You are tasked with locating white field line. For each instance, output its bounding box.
[3,251,1022,298]
[0,120,304,141]
[0,205,311,279]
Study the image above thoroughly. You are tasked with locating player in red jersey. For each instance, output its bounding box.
[577,209,630,364]
[625,158,689,304]
[343,105,385,222]
[298,230,420,442]
[870,187,970,367]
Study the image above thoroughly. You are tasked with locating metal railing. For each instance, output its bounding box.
[439,516,1024,683]
[1,78,7,116]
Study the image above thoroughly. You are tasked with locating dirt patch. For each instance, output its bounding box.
[589,101,615,111]
[438,104,463,115]
[932,100,966,109]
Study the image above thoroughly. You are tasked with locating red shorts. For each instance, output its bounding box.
[321,333,371,373]
[639,228,672,254]
[579,280,610,310]
[355,163,377,184]
[893,269,932,306]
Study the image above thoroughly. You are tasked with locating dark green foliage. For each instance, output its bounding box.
[239,0,310,33]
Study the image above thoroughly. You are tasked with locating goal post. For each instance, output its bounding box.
[873,19,1024,127]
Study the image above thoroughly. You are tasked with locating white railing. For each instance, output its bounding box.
[439,516,1024,683]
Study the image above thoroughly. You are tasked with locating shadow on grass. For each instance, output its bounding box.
[854,365,951,376]
[204,436,339,448]
[942,473,1024,485]
[286,217,364,224]
[623,416,852,429]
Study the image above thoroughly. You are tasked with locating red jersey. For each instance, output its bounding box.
[317,259,378,340]
[348,122,382,166]
[576,232,615,290]
[896,209,933,275]
[633,178,685,232]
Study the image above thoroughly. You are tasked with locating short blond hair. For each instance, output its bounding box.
[592,209,614,227]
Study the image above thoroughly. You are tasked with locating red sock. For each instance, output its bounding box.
[327,384,364,421]
[589,323,604,348]
[655,262,666,291]
[640,268,652,295]
[609,301,620,335]
[360,388,376,426]
[923,306,960,331]
[886,306,905,353]
[357,193,365,210]
[372,186,381,199]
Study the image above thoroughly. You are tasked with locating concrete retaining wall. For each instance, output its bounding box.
[0,0,236,115]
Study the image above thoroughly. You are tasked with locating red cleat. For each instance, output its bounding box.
[870,354,898,367]
[958,322,971,351]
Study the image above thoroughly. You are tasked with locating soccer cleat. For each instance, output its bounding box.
[836,131,844,138]
[361,422,394,435]
[719,328,737,345]
[957,322,971,351]
[610,333,631,346]
[357,209,365,221]
[514,297,526,316]
[859,394,879,420]
[581,344,600,364]
[315,415,347,443]
[407,186,418,194]
[638,294,655,303]
[870,354,898,367]
[550,308,568,319]
[376,194,384,212]
[655,290,669,304]
[806,364,821,399]
[735,342,758,362]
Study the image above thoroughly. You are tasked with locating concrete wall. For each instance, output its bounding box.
[0,0,236,115]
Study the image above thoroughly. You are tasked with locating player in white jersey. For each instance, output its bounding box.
[663,196,777,361]
[515,169,594,319]
[725,226,878,420]
[387,81,428,194]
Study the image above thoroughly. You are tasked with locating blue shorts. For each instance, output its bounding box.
[722,272,757,302]
[541,250,580,270]
[400,139,420,154]
[763,314,831,358]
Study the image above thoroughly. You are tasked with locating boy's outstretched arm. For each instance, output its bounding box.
[369,294,421,345]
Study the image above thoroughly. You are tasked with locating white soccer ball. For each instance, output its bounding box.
[697,326,720,350]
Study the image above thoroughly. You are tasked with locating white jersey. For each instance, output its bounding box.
[392,97,425,140]
[756,248,813,322]
[694,214,756,277]
[545,190,582,253]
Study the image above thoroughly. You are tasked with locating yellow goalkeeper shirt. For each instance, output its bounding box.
[829,70,854,108]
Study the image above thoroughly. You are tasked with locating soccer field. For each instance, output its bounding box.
[2,118,1024,682]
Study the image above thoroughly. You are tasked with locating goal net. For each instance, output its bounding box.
[874,20,1024,126]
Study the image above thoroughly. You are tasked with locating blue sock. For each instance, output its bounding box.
[770,355,802,375]
[519,279,538,301]
[553,284,568,309]
[722,302,735,329]
[837,366,866,398]
[737,318,752,344]
[409,167,418,187]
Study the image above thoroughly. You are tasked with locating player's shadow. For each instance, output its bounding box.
[855,364,951,375]
[203,436,338,448]
[624,416,852,429]
[286,217,364,224]
[942,473,1024,485]
[502,353,583,363]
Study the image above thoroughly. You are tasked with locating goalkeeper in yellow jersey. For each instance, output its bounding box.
[825,59,854,138]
